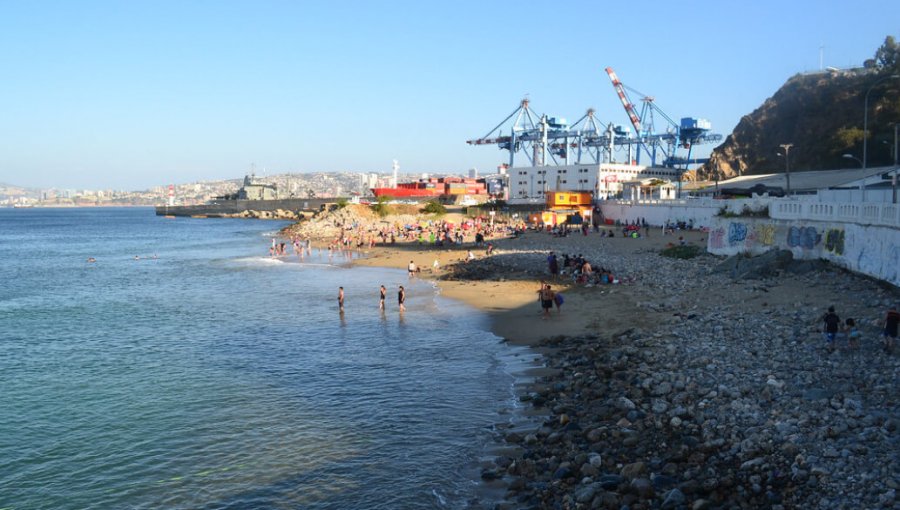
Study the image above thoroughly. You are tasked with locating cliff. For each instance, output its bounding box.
[693,69,900,180]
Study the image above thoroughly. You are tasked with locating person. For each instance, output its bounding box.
[882,305,899,353]
[553,289,564,314]
[822,306,841,351]
[398,285,406,312]
[338,287,345,313]
[432,259,440,272]
[536,283,555,319]
[486,242,494,256]
[86,257,96,263]
[547,252,559,278]
[844,318,860,350]
[408,260,418,277]
[379,285,386,311]
[466,250,475,263]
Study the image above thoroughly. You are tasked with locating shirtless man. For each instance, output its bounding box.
[398,286,406,312]
[338,287,345,313]
[379,285,386,311]
[536,283,555,318]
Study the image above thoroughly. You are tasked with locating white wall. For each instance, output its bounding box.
[600,196,899,286]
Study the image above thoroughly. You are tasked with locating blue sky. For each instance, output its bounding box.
[0,0,898,190]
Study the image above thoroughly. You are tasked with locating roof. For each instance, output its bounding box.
[700,166,895,193]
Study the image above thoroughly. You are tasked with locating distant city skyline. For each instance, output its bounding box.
[1,0,898,190]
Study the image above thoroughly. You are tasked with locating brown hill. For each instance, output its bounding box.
[691,68,900,181]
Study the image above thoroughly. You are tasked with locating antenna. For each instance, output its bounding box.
[819,44,824,70]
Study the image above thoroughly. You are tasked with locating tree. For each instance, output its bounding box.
[420,200,446,215]
[874,35,899,72]
[335,198,349,209]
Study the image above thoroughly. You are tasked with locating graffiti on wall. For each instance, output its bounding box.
[709,222,777,251]
[824,228,845,255]
[787,226,821,250]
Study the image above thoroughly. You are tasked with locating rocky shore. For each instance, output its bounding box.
[458,238,899,509]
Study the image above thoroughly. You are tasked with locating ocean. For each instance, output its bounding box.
[0,207,535,509]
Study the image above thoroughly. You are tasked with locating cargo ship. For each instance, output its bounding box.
[371,177,488,198]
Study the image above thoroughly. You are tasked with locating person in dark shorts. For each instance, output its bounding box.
[379,285,386,311]
[536,283,555,319]
[398,286,406,312]
[822,306,841,351]
[882,305,899,353]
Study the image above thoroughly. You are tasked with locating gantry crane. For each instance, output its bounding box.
[604,67,722,167]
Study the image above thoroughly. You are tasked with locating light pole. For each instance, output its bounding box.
[778,143,793,195]
[842,153,863,167]
[893,123,898,204]
[863,74,900,170]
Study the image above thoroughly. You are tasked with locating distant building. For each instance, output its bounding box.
[234,175,277,200]
[507,163,681,203]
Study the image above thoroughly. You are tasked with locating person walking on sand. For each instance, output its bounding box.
[379,285,386,311]
[536,283,555,319]
[338,287,345,313]
[408,260,418,277]
[398,285,406,312]
[882,305,899,353]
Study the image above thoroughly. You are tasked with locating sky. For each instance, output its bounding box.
[0,0,898,190]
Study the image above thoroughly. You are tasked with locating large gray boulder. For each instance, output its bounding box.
[712,249,794,280]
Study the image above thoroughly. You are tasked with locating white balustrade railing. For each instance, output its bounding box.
[605,197,900,228]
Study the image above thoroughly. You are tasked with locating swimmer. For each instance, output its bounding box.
[87,257,96,263]
[379,285,386,310]
[338,287,345,313]
[398,285,406,312]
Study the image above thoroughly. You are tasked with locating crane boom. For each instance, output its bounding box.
[605,67,642,134]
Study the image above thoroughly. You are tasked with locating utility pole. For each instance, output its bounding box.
[778,144,793,195]
[893,123,898,204]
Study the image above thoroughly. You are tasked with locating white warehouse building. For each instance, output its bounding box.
[506,163,682,204]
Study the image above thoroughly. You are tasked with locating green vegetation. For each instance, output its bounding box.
[717,205,770,218]
[660,244,702,259]
[371,195,392,217]
[420,200,446,215]
[335,198,349,209]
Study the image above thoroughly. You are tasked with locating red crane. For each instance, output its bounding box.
[605,67,642,135]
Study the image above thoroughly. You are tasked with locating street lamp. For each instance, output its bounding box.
[863,74,900,169]
[777,143,793,195]
[842,154,863,167]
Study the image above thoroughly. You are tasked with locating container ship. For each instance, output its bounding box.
[371,177,488,198]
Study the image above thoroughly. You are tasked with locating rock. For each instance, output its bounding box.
[597,474,624,490]
[616,396,636,410]
[662,488,686,509]
[621,461,646,479]
[574,484,597,503]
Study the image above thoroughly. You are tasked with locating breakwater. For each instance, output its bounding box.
[155,198,341,217]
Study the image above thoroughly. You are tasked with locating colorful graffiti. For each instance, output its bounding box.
[709,222,777,251]
[728,222,748,244]
[787,226,821,250]
[710,227,726,249]
[751,224,776,246]
[824,228,845,255]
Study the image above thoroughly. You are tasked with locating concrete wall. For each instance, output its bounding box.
[707,216,900,287]
[600,196,899,287]
[598,197,770,229]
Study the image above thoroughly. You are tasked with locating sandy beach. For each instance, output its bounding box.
[352,227,709,347]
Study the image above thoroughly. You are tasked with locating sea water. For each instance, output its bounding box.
[0,208,535,509]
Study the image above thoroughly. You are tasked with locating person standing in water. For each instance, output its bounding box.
[379,285,386,311]
[338,287,345,313]
[398,285,406,312]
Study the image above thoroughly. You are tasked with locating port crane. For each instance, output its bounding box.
[604,67,722,167]
[466,99,581,168]
[467,69,722,169]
